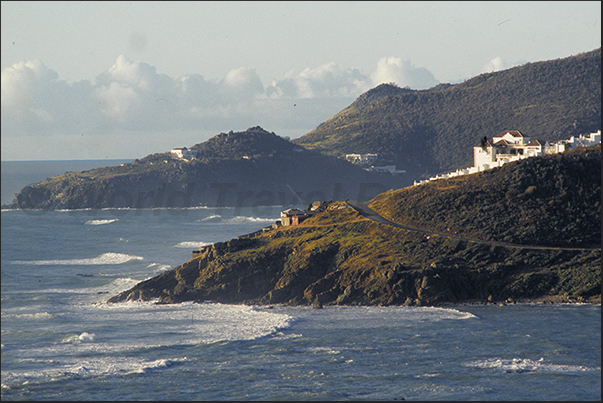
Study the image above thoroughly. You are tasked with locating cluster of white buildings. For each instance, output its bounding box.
[170,147,199,160]
[345,153,406,175]
[414,129,601,186]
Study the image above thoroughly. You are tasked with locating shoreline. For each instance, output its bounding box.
[436,294,601,307]
[252,295,602,310]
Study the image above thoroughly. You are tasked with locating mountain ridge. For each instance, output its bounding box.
[294,48,601,176]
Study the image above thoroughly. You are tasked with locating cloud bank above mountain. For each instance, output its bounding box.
[0,54,512,160]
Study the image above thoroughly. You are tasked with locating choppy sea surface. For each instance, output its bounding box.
[1,161,601,400]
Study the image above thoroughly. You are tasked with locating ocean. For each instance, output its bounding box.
[1,161,601,401]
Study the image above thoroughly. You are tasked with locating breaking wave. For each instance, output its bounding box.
[197,215,275,224]
[467,357,601,374]
[12,252,144,266]
[85,219,118,225]
[173,241,213,249]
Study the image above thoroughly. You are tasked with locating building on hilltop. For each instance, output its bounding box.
[544,130,601,154]
[280,202,328,226]
[473,130,543,171]
[171,147,199,160]
[414,129,601,186]
[280,208,311,226]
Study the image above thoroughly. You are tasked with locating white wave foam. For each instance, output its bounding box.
[320,306,478,325]
[62,332,96,344]
[173,241,212,249]
[226,216,275,224]
[131,358,182,374]
[78,332,96,343]
[1,303,292,389]
[104,277,144,293]
[85,219,118,225]
[197,215,275,224]
[12,312,54,320]
[199,214,222,222]
[0,356,188,389]
[12,252,144,266]
[467,357,600,374]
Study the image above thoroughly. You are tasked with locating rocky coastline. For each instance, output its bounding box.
[108,146,601,308]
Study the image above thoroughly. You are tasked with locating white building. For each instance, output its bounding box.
[473,130,543,171]
[544,130,601,154]
[366,165,406,174]
[414,129,601,186]
[171,147,199,159]
[345,153,378,165]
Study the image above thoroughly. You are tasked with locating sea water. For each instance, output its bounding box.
[1,161,601,400]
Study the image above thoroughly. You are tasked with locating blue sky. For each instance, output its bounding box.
[1,1,600,161]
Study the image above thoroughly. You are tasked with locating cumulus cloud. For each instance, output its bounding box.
[1,59,103,136]
[266,62,372,99]
[371,57,439,90]
[1,54,441,159]
[482,56,509,73]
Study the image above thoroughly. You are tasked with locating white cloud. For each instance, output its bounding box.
[371,57,439,90]
[222,67,264,99]
[95,81,140,121]
[482,56,508,73]
[266,62,372,99]
[1,54,440,159]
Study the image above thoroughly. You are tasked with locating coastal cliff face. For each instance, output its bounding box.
[108,146,601,306]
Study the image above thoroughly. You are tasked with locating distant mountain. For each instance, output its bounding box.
[4,127,407,210]
[294,48,601,179]
[108,145,601,307]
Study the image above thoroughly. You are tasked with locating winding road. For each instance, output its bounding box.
[346,200,600,252]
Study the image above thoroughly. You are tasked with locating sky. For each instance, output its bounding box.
[1,1,601,161]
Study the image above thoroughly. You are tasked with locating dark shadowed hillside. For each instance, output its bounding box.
[4,127,408,210]
[294,48,601,178]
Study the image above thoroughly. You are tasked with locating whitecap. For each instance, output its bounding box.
[14,312,54,320]
[62,332,96,344]
[133,358,182,374]
[85,219,118,225]
[225,216,276,224]
[199,214,222,222]
[466,357,600,374]
[12,252,144,266]
[78,332,96,343]
[173,241,212,248]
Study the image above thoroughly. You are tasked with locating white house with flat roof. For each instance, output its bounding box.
[171,147,199,159]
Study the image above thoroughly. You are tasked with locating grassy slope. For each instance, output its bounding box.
[369,145,601,248]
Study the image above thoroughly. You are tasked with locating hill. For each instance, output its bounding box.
[3,127,407,210]
[293,48,601,178]
[108,145,601,306]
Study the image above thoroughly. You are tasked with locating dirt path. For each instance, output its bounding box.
[346,200,599,252]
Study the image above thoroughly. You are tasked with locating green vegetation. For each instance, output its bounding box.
[109,147,601,306]
[370,145,601,248]
[294,48,601,175]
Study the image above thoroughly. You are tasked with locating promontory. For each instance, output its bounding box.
[108,145,601,307]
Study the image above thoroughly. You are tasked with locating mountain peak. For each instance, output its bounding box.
[191,126,295,160]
